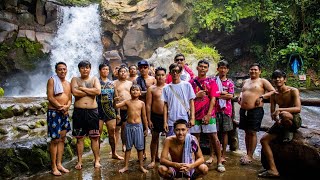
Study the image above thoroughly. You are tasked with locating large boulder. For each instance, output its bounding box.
[261,127,320,178]
[100,0,193,62]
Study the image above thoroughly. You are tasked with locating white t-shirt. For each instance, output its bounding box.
[180,69,191,81]
[161,81,196,126]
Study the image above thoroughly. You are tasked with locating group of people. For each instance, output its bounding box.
[46,53,301,179]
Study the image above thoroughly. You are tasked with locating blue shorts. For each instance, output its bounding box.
[125,123,144,151]
[47,109,71,139]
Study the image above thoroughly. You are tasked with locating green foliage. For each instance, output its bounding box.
[0,43,10,59]
[59,0,100,6]
[0,87,4,97]
[164,38,221,63]
[14,38,43,58]
[192,0,320,82]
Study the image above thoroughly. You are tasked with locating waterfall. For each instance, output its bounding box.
[4,4,103,97]
[50,4,103,81]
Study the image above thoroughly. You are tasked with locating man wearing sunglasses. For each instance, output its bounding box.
[162,63,196,137]
[166,53,194,83]
[136,60,156,102]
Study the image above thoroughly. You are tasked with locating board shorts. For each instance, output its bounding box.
[189,117,217,134]
[151,112,164,133]
[98,104,116,122]
[239,107,264,131]
[125,123,144,151]
[117,110,127,126]
[267,113,302,135]
[72,108,100,138]
[216,112,233,132]
[47,109,71,139]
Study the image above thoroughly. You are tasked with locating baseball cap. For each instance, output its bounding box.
[137,60,149,67]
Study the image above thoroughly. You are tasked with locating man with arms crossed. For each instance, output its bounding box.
[158,119,208,179]
[47,62,71,176]
[259,70,301,178]
[71,60,101,169]
[238,63,275,165]
[162,63,195,137]
[146,67,167,169]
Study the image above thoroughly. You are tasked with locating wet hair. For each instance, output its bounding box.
[169,63,182,72]
[173,119,188,129]
[130,84,141,91]
[249,63,261,70]
[174,53,185,60]
[217,60,229,68]
[150,63,154,67]
[55,62,67,70]
[155,66,167,74]
[129,64,137,70]
[78,60,91,69]
[198,59,210,67]
[99,63,109,70]
[272,69,287,79]
[118,66,128,74]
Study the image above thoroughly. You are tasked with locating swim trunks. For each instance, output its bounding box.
[47,109,71,139]
[97,78,117,122]
[151,112,164,133]
[267,113,302,135]
[239,107,264,131]
[72,108,100,138]
[168,167,193,179]
[125,123,144,151]
[117,110,127,126]
[216,112,233,132]
[190,117,217,134]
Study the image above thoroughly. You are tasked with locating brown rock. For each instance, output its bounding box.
[36,0,46,25]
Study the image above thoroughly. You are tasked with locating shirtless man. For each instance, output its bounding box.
[114,67,133,152]
[47,62,71,176]
[71,60,101,169]
[96,63,123,160]
[128,64,138,82]
[259,70,301,178]
[146,67,167,169]
[158,119,208,179]
[135,60,156,158]
[135,60,156,102]
[238,63,275,165]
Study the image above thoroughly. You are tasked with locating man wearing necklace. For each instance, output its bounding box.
[238,63,275,165]
[96,63,123,160]
[158,119,208,179]
[258,70,301,178]
[71,60,101,169]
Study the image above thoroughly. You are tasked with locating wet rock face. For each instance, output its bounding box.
[100,0,192,63]
[261,128,320,178]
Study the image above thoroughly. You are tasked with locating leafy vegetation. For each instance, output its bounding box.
[58,0,100,6]
[191,0,320,87]
[164,38,221,63]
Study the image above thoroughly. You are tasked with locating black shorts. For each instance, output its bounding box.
[151,112,164,133]
[216,112,233,132]
[239,107,264,131]
[72,108,100,138]
[267,113,302,135]
[117,110,127,126]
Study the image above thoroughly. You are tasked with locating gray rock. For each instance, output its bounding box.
[0,31,9,43]
[17,12,35,26]
[0,20,18,31]
[36,0,46,25]
[17,29,36,41]
[27,122,36,129]
[17,125,29,132]
[0,127,9,135]
[0,11,18,23]
[12,104,25,116]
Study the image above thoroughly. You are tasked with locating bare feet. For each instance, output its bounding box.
[206,157,214,164]
[112,154,124,160]
[51,169,62,176]
[94,161,101,168]
[119,167,128,173]
[57,165,70,173]
[147,162,155,169]
[75,163,82,170]
[139,166,149,173]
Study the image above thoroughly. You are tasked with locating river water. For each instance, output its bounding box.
[17,90,319,180]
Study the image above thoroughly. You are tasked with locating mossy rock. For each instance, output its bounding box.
[100,124,108,141]
[63,143,74,160]
[40,101,48,110]
[0,107,14,119]
[84,137,91,151]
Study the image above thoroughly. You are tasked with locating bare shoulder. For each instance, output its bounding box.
[140,100,145,106]
[289,86,299,94]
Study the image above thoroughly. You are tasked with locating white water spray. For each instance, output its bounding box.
[4,4,103,97]
[50,4,103,81]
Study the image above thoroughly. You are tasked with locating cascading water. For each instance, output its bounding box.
[50,4,103,81]
[4,4,103,97]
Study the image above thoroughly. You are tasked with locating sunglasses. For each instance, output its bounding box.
[139,66,149,69]
[175,58,185,62]
[170,69,181,74]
